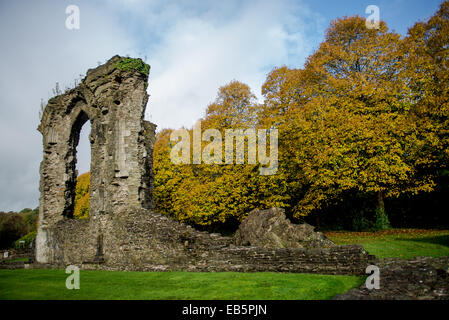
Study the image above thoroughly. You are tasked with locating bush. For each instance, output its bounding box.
[14,231,36,249]
[352,211,374,231]
[0,208,38,249]
[374,208,391,231]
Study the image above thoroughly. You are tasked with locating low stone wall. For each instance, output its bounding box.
[334,256,449,300]
[34,209,375,275]
[0,248,33,261]
[185,245,374,274]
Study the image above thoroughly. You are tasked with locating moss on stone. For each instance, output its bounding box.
[114,58,150,76]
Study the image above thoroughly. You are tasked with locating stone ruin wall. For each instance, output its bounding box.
[36,56,155,264]
[47,208,375,275]
[36,56,375,275]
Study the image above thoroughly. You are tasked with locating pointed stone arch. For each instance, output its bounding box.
[36,56,156,264]
[63,109,91,218]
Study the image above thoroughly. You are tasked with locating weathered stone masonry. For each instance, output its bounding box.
[36,56,375,274]
[36,56,155,264]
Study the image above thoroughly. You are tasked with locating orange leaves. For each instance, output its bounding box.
[325,228,449,243]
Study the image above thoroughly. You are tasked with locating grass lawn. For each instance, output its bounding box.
[0,269,363,300]
[2,229,447,300]
[7,258,30,263]
[326,229,449,259]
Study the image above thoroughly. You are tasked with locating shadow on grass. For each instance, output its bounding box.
[397,235,449,247]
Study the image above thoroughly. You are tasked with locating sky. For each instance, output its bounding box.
[0,0,444,212]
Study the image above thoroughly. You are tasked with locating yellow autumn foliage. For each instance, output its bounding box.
[74,172,90,219]
[72,2,449,230]
[153,81,290,227]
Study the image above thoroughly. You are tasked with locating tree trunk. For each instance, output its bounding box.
[376,190,390,230]
[377,190,384,213]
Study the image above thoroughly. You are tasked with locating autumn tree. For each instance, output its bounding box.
[259,16,437,229]
[204,80,258,129]
[404,1,449,175]
[74,172,90,219]
[153,128,191,216]
[73,6,449,231]
[153,81,289,229]
[259,66,305,128]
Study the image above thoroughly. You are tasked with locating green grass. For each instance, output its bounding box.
[7,258,29,262]
[0,269,363,300]
[3,229,446,299]
[326,229,449,259]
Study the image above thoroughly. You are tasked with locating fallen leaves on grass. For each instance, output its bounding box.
[325,229,449,244]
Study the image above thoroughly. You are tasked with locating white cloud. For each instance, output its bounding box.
[143,0,324,129]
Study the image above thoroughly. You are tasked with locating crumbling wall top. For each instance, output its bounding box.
[38,55,150,134]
